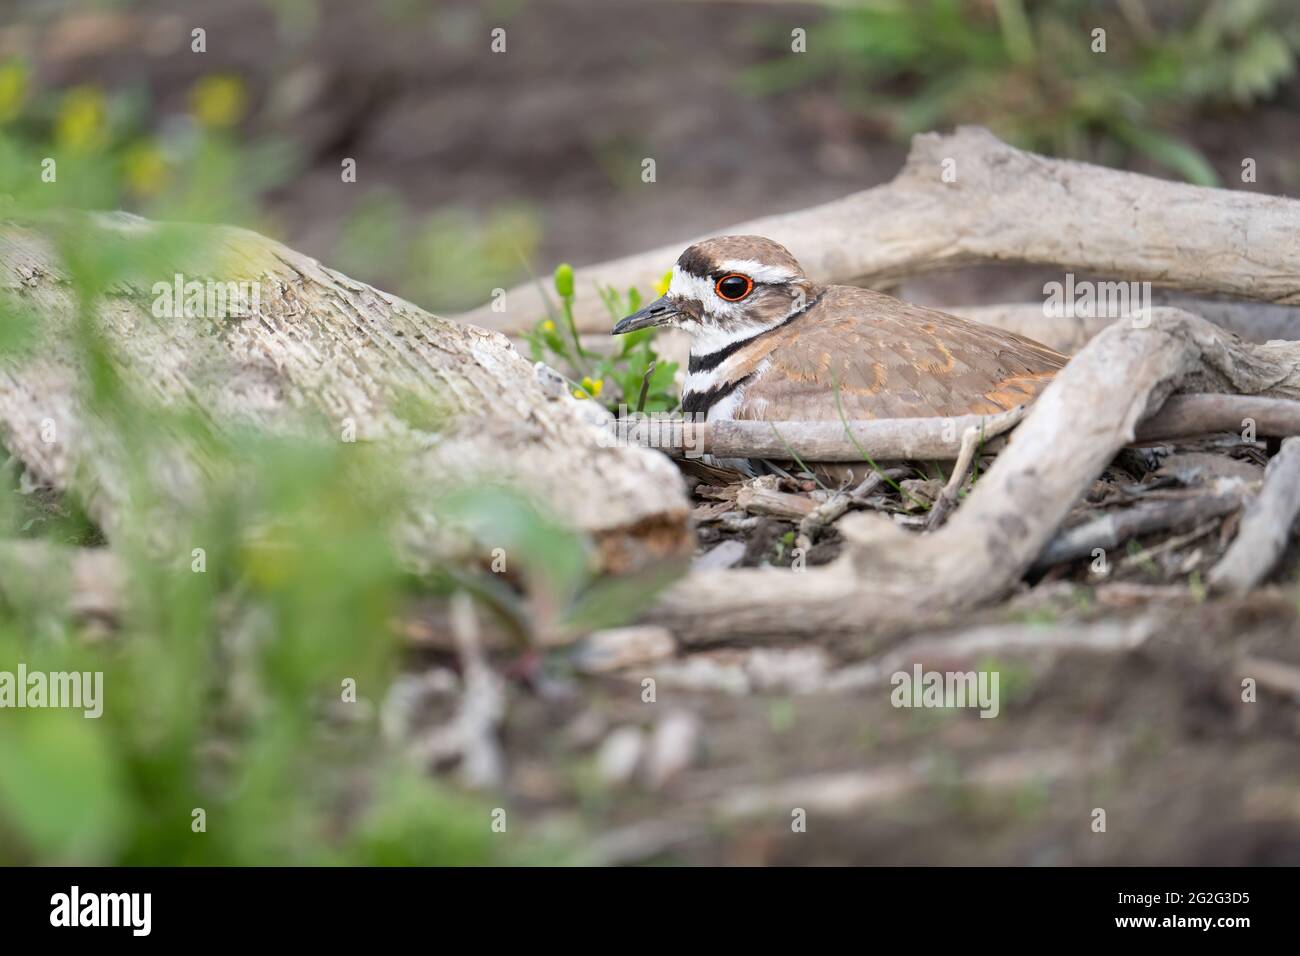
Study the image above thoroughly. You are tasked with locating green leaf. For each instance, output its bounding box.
[0,709,130,862]
[1118,125,1220,187]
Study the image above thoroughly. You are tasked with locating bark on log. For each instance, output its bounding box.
[461,126,1300,336]
[0,215,690,572]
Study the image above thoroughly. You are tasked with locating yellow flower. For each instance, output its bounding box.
[541,319,555,333]
[653,268,673,297]
[572,387,588,400]
[55,86,106,152]
[0,60,28,122]
[122,141,169,197]
[242,534,292,589]
[190,74,247,128]
[579,376,604,398]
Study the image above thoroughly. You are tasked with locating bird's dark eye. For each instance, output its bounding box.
[715,273,754,301]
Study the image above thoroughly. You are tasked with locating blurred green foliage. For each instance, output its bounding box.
[0,59,291,225]
[0,59,628,865]
[335,189,542,313]
[752,0,1300,186]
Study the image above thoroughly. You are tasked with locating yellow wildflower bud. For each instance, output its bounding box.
[0,60,28,122]
[56,86,106,152]
[554,263,575,298]
[654,268,673,297]
[191,74,247,128]
[123,142,169,197]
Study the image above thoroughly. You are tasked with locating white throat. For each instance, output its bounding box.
[683,318,773,356]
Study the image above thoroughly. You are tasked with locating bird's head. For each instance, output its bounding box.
[612,236,819,349]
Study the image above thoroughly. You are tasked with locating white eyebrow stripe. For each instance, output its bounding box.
[714,259,797,284]
[668,266,743,320]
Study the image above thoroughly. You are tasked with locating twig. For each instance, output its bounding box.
[767,421,830,493]
[1031,489,1245,572]
[447,592,507,788]
[1238,655,1300,701]
[636,360,656,413]
[925,411,1019,531]
[1115,518,1222,573]
[1207,437,1300,594]
[797,466,910,548]
[735,484,817,520]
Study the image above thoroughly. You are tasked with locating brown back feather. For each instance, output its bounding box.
[736,286,1066,421]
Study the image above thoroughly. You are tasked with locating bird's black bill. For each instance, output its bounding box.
[612,295,677,335]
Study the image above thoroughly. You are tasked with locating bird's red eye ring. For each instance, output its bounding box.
[715,273,754,301]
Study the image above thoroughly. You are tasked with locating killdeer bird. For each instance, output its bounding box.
[613,236,1066,475]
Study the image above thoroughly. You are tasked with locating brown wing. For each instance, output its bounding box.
[737,286,1066,421]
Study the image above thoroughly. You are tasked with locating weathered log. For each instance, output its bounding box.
[0,215,691,572]
[611,393,1300,465]
[462,126,1300,336]
[615,405,1026,462]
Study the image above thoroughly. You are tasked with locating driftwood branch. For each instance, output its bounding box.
[461,127,1300,336]
[1031,489,1245,572]
[1207,437,1300,594]
[1133,394,1300,442]
[614,393,1300,464]
[617,404,1029,462]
